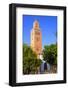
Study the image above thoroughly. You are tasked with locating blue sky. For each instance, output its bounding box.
[22,15,57,48]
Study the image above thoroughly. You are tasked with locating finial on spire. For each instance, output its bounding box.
[33,20,39,30]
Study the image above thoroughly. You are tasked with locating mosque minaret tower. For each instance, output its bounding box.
[31,20,42,58]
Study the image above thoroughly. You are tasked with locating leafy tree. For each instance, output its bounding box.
[43,44,57,65]
[23,44,41,74]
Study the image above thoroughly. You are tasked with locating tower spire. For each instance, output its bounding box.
[33,20,39,30]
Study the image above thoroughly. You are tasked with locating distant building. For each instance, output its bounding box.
[31,20,42,58]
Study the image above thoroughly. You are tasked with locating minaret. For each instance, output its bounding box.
[31,20,42,58]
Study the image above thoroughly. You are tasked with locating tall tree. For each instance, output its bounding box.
[23,44,41,74]
[43,44,57,65]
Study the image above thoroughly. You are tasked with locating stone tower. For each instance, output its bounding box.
[31,20,42,58]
